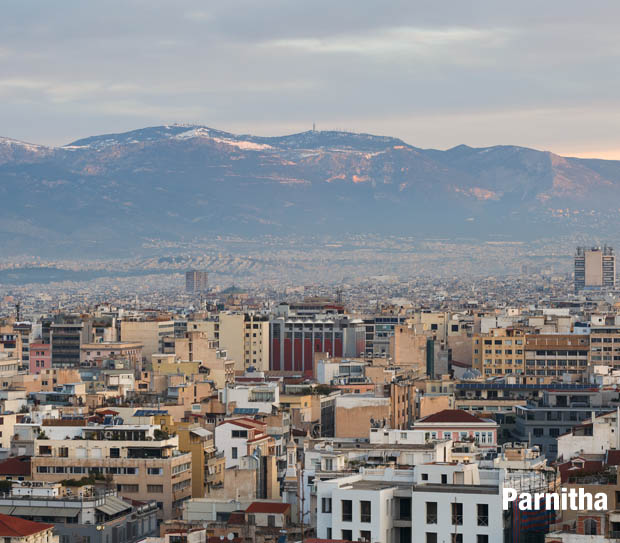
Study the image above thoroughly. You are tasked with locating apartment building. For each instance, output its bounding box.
[30,424,192,519]
[472,328,526,377]
[80,341,143,367]
[362,315,408,356]
[574,245,616,292]
[316,464,504,543]
[514,387,614,460]
[412,409,498,449]
[29,342,51,374]
[185,270,208,293]
[51,321,92,368]
[525,334,589,381]
[589,320,620,368]
[219,381,279,416]
[269,314,365,374]
[214,418,275,469]
[0,481,158,543]
[120,320,176,362]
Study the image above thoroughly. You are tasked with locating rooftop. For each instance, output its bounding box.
[0,513,53,537]
[417,409,493,424]
[245,502,290,514]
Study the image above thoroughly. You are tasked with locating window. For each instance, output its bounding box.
[321,497,332,513]
[360,500,371,523]
[426,501,437,524]
[110,448,120,458]
[267,515,275,527]
[147,485,163,493]
[533,428,544,437]
[477,504,488,526]
[421,473,429,481]
[452,502,463,525]
[327,528,332,539]
[342,530,352,541]
[452,535,463,543]
[342,500,352,522]
[247,514,255,525]
[584,518,597,535]
[444,432,452,439]
[232,447,238,459]
[120,484,139,492]
[360,531,371,542]
[441,474,447,484]
[477,536,489,543]
[426,533,437,543]
[232,430,248,438]
[148,467,163,475]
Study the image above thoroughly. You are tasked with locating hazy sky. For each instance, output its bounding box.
[2,1,620,157]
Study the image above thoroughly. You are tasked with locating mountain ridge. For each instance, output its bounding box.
[1,124,619,257]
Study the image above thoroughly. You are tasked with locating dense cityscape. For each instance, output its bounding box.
[0,247,619,542]
[4,2,620,542]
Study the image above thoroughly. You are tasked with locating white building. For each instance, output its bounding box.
[219,381,279,415]
[214,419,272,469]
[316,464,506,543]
[556,410,618,461]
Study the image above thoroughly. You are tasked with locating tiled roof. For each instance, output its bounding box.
[417,409,489,424]
[0,456,30,477]
[606,449,620,466]
[0,513,53,537]
[227,512,246,525]
[245,502,290,514]
[557,459,604,483]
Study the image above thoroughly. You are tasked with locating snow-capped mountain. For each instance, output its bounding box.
[1,125,620,255]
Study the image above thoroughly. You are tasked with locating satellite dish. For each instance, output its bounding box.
[227,533,235,541]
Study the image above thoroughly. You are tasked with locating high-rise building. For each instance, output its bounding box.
[185,270,208,293]
[574,245,616,292]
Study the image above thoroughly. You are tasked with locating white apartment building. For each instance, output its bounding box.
[317,464,506,543]
[214,419,274,469]
[218,381,279,415]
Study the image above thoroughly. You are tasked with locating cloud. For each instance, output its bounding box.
[1,0,620,154]
[264,26,509,56]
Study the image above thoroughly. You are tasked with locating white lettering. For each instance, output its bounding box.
[503,488,517,510]
[502,488,608,511]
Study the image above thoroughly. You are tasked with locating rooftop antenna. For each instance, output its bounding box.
[312,122,316,132]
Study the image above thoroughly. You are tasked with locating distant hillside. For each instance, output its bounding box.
[1,125,619,255]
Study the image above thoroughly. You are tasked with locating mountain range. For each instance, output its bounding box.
[1,124,619,256]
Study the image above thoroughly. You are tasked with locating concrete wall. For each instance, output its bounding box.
[334,396,390,438]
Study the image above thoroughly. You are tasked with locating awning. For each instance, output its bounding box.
[0,505,80,517]
[96,496,131,516]
[190,427,212,438]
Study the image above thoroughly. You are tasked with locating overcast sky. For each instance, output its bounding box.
[2,1,620,157]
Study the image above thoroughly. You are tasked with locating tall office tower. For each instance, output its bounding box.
[185,270,208,293]
[574,246,616,292]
